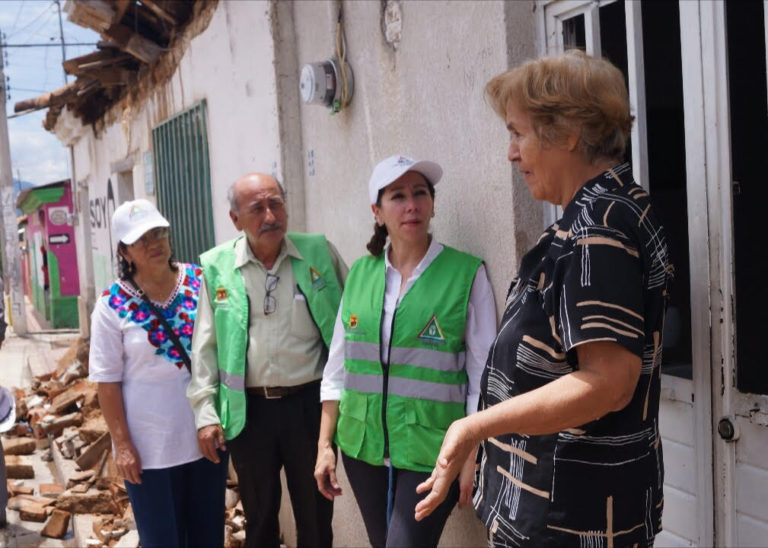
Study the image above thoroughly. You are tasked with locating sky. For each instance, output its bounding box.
[0,0,99,186]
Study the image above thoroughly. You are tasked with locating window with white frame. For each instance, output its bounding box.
[724,0,768,394]
[541,0,692,378]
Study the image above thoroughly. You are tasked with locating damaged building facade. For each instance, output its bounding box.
[21,0,768,546]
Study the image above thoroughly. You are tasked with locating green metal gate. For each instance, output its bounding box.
[152,100,215,264]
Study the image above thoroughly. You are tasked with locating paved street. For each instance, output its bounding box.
[1,300,80,547]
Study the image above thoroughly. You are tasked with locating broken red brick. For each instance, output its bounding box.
[7,494,53,510]
[34,372,53,382]
[37,380,66,400]
[41,508,71,539]
[19,503,48,522]
[27,407,48,428]
[7,481,34,496]
[39,483,65,498]
[75,432,111,470]
[65,469,95,488]
[79,415,108,444]
[2,437,36,455]
[49,390,84,415]
[6,423,31,437]
[4,455,35,479]
[54,489,113,514]
[34,411,83,438]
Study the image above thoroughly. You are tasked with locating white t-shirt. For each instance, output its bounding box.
[89,264,203,469]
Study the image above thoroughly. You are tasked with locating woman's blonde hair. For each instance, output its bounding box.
[485,50,633,163]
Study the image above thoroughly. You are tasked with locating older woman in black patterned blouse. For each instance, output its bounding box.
[415,50,673,547]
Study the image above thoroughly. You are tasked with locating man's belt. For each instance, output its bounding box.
[246,380,319,399]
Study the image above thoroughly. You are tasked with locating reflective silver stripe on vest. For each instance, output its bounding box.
[344,372,466,403]
[345,341,382,362]
[219,370,245,392]
[345,341,461,372]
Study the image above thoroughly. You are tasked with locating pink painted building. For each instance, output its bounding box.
[16,179,80,328]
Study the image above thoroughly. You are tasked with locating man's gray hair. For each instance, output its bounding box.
[227,175,287,213]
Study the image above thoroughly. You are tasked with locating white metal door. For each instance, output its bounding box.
[538,1,768,545]
[540,1,707,544]
[684,1,768,545]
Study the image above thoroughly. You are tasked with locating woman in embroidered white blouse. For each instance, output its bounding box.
[89,199,227,547]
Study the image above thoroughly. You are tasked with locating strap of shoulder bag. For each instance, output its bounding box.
[126,275,192,372]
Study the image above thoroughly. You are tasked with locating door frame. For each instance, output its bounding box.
[678,1,722,544]
[694,3,768,544]
[537,1,721,544]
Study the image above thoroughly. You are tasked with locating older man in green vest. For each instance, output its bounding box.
[187,173,347,548]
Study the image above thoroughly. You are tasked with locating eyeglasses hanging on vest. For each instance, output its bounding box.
[264,273,279,315]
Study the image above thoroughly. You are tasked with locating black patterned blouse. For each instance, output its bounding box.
[475,163,672,547]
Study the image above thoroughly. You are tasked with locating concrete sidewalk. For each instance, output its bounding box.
[1,299,80,547]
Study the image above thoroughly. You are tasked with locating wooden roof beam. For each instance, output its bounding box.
[104,23,163,64]
[114,0,131,23]
[75,57,133,75]
[13,82,79,113]
[94,67,134,87]
[76,79,100,97]
[62,49,131,75]
[64,0,115,33]
[139,0,178,26]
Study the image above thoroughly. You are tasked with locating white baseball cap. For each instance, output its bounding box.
[368,155,443,205]
[0,386,16,433]
[112,199,170,245]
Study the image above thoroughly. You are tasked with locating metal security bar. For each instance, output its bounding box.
[152,100,214,265]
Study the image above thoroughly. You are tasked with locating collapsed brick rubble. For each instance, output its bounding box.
[3,337,247,547]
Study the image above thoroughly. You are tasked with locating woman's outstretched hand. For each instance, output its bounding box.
[415,418,476,521]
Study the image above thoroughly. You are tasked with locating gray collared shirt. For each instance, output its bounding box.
[188,235,348,429]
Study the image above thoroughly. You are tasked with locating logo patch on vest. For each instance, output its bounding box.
[215,286,228,302]
[309,266,326,291]
[418,315,445,343]
[345,313,365,334]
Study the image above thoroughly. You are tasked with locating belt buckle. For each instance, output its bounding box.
[263,386,282,399]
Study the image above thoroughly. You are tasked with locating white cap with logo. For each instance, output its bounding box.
[112,199,170,245]
[368,155,443,205]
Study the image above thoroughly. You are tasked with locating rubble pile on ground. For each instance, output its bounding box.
[3,336,247,547]
[224,481,246,548]
[2,336,137,545]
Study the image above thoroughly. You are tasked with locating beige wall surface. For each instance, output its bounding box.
[285,1,540,545]
[289,0,541,318]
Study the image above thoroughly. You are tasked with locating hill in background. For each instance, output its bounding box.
[13,178,35,216]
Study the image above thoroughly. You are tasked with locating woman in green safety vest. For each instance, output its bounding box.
[314,155,497,547]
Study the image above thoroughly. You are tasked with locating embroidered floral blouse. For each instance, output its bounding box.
[88,263,204,469]
[102,264,202,367]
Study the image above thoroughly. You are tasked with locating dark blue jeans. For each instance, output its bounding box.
[125,450,229,548]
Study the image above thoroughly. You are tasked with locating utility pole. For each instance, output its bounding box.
[0,32,28,334]
[55,0,92,337]
[55,0,68,84]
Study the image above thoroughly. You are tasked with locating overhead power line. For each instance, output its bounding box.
[6,1,56,39]
[1,42,99,48]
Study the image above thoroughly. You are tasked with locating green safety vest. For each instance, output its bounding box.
[200,232,342,440]
[336,245,482,472]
